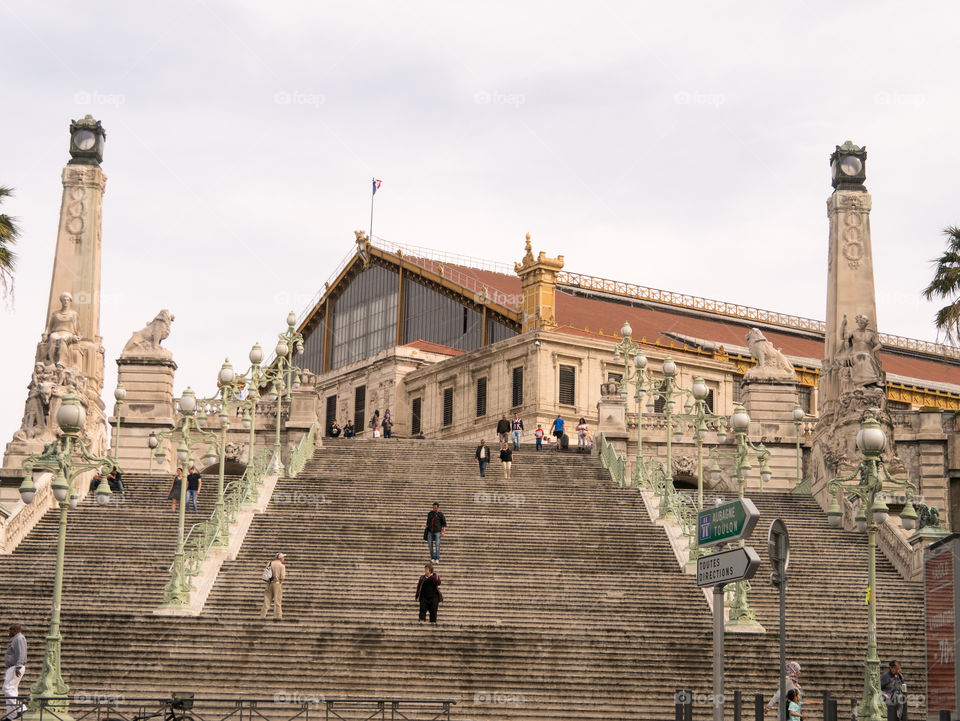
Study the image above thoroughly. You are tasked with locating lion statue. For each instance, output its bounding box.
[743,328,796,381]
[121,310,175,358]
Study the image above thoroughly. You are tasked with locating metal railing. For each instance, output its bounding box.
[175,448,275,579]
[19,695,455,721]
[558,270,960,360]
[597,432,627,488]
[287,424,317,478]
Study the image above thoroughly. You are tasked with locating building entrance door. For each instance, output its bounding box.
[325,395,337,436]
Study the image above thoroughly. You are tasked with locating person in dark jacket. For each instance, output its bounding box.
[881,660,906,720]
[425,502,446,562]
[329,420,342,438]
[382,409,393,438]
[499,442,513,479]
[415,563,442,623]
[343,420,355,438]
[475,440,491,477]
[496,415,511,445]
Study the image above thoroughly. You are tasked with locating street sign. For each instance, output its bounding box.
[697,498,760,548]
[696,546,762,587]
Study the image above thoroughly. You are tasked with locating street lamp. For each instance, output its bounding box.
[792,402,806,489]
[825,411,917,721]
[18,391,116,720]
[256,312,304,475]
[707,404,770,626]
[113,383,125,462]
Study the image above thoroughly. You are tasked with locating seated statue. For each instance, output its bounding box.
[43,292,81,368]
[121,310,175,358]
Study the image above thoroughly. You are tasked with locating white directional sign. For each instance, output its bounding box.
[696,546,762,588]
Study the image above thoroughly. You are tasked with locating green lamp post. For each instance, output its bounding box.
[257,312,304,476]
[792,402,807,490]
[825,411,918,721]
[18,391,116,721]
[112,383,125,462]
[707,404,771,626]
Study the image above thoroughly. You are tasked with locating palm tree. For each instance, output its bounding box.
[0,186,20,301]
[923,225,960,345]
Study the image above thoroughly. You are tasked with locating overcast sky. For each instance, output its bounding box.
[2,0,959,447]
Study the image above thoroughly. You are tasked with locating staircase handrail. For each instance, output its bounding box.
[175,448,275,579]
[598,432,627,488]
[287,423,317,478]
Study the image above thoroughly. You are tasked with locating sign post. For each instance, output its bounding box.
[768,519,790,721]
[697,499,762,721]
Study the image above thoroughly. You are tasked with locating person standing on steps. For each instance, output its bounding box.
[186,465,202,512]
[534,424,544,451]
[261,552,286,620]
[425,502,446,562]
[500,442,513,479]
[511,413,524,450]
[576,418,589,452]
[415,562,442,624]
[475,439,490,477]
[551,414,565,451]
[881,660,906,720]
[496,414,511,446]
[168,468,184,511]
[370,409,381,438]
[382,409,393,438]
[3,624,26,721]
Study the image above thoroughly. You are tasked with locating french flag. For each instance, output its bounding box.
[372,178,382,195]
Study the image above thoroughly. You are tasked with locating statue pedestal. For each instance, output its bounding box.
[110,356,177,473]
[596,383,628,455]
[741,378,799,426]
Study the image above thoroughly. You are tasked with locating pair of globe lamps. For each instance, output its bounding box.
[18,393,114,508]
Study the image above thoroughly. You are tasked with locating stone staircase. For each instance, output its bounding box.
[0,440,924,720]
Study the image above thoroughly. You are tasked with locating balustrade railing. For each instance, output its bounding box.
[597,433,626,488]
[288,423,317,478]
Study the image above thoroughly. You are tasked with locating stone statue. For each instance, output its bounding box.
[743,328,797,381]
[917,503,942,531]
[42,292,81,367]
[121,310,175,358]
[841,313,884,387]
[14,364,57,440]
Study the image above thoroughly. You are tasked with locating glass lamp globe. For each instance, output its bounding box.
[292,373,302,389]
[620,321,632,338]
[203,450,218,467]
[275,341,290,358]
[176,441,189,462]
[242,411,252,430]
[901,500,918,531]
[613,349,621,363]
[52,471,69,502]
[666,399,676,412]
[18,475,37,505]
[871,496,890,524]
[760,461,773,485]
[731,406,751,434]
[827,496,843,528]
[69,493,79,509]
[792,404,805,423]
[856,422,886,454]
[709,460,722,481]
[634,354,648,370]
[114,384,126,402]
[95,476,112,506]
[219,358,235,386]
[286,311,297,327]
[855,508,868,533]
[56,392,87,434]
[716,427,728,443]
[148,432,159,449]
[692,377,708,401]
[179,388,198,415]
[295,342,304,356]
[661,357,676,377]
[249,343,264,365]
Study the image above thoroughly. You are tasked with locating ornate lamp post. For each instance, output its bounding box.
[158,387,220,607]
[258,312,304,475]
[792,402,806,489]
[18,392,116,720]
[674,376,728,511]
[825,411,917,721]
[112,383,125,462]
[708,404,771,626]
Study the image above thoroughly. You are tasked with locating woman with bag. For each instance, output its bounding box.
[370,409,381,438]
[168,467,183,511]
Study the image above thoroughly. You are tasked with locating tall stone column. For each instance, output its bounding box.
[514,233,564,333]
[3,116,109,470]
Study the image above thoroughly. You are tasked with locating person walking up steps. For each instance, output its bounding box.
[500,442,513,479]
[551,414,565,451]
[261,552,286,620]
[415,562,442,624]
[475,439,490,477]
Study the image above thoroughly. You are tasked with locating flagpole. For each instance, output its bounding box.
[369,177,375,242]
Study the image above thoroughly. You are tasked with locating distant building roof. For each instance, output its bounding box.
[404,339,467,356]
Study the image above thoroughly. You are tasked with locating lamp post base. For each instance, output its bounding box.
[857,657,884,721]
[27,632,70,721]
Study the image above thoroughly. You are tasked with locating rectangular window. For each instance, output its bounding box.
[411,397,422,436]
[442,388,454,427]
[607,372,623,384]
[511,366,523,408]
[559,364,576,406]
[324,395,337,435]
[705,389,715,413]
[799,386,814,414]
[476,377,487,417]
[653,395,666,414]
[354,385,366,432]
[733,375,743,404]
